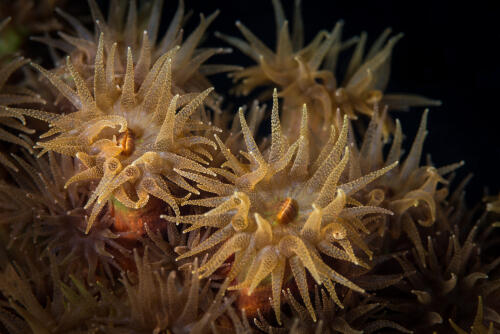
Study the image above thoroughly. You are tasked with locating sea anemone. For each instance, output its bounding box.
[164,91,398,323]
[0,151,130,282]
[13,34,219,233]
[217,0,439,140]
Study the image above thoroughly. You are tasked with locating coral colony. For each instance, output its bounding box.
[0,1,498,333]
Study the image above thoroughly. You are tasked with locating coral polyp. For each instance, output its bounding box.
[254,288,412,333]
[93,251,235,333]
[0,151,130,282]
[14,34,218,232]
[40,0,232,96]
[165,91,398,323]
[219,0,439,140]
[0,256,104,333]
[0,18,45,171]
[350,109,464,264]
[390,223,500,332]
[0,1,498,333]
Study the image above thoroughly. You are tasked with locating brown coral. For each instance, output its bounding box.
[92,250,234,334]
[217,0,439,141]
[0,18,45,171]
[0,151,130,282]
[164,91,398,323]
[0,257,104,333]
[37,0,235,104]
[13,34,218,233]
[388,221,500,332]
[254,287,411,334]
[348,109,464,265]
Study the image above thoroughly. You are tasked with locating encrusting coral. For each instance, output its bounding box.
[217,0,440,141]
[164,91,399,323]
[0,1,498,333]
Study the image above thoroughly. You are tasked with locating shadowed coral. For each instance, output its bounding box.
[486,194,500,215]
[485,194,500,229]
[388,220,500,332]
[348,109,464,265]
[36,0,237,102]
[0,18,45,171]
[0,257,104,333]
[450,297,495,334]
[217,0,439,141]
[254,287,412,334]
[163,91,398,323]
[93,249,240,334]
[0,151,130,282]
[12,34,219,233]
[0,1,66,59]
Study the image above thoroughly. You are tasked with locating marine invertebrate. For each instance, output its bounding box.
[165,92,398,323]
[388,221,500,332]
[13,34,218,233]
[0,151,130,282]
[486,193,500,229]
[93,249,236,334]
[0,1,498,333]
[0,18,46,171]
[254,287,411,333]
[39,0,234,100]
[450,297,495,334]
[0,257,104,333]
[348,109,463,264]
[217,0,439,140]
[0,0,66,58]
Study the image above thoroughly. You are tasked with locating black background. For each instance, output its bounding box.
[178,0,500,205]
